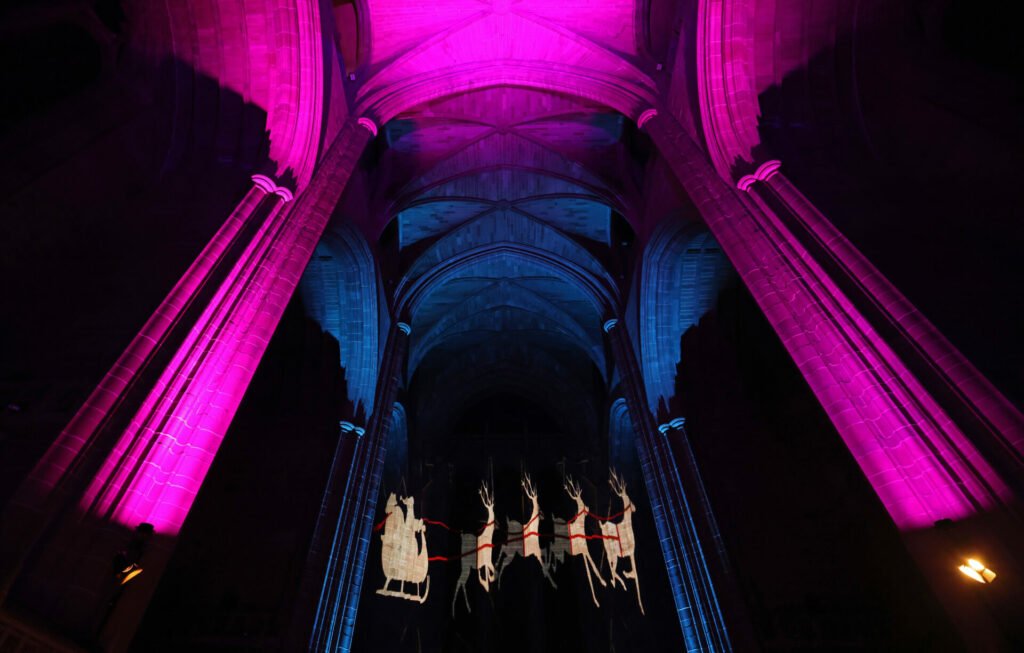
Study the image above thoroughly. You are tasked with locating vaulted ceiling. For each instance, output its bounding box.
[334,0,665,446]
[351,0,658,120]
[386,90,633,446]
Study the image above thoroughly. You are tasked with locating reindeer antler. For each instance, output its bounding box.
[521,473,537,499]
[479,481,494,507]
[563,475,582,499]
[609,468,626,495]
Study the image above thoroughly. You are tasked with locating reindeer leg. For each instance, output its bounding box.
[495,551,507,586]
[540,552,558,590]
[586,553,607,587]
[615,569,628,589]
[628,555,645,615]
[453,564,470,616]
[484,563,496,591]
[612,554,629,589]
[608,558,621,589]
[583,558,600,608]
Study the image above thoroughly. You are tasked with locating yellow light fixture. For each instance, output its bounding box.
[117,563,144,586]
[957,558,996,584]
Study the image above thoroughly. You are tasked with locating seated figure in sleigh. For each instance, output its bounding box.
[378,493,431,603]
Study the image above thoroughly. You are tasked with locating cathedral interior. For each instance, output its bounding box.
[1,0,1022,651]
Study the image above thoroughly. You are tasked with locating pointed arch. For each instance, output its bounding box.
[640,219,735,414]
[299,222,381,419]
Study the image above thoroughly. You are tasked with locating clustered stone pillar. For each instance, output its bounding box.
[658,419,729,575]
[638,107,1016,529]
[0,177,282,594]
[738,160,1024,489]
[638,107,1024,648]
[306,321,411,653]
[604,319,734,653]
[0,117,376,651]
[285,416,366,650]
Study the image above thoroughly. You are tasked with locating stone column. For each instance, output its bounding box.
[638,107,1015,530]
[658,418,729,574]
[639,108,1024,648]
[604,318,734,653]
[0,117,376,652]
[307,321,411,653]
[739,160,1024,488]
[285,418,365,650]
[0,177,284,599]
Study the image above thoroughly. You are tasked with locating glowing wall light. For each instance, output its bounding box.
[958,558,997,584]
[116,563,144,586]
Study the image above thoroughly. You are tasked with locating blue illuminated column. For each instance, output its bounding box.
[658,419,730,574]
[604,318,733,653]
[307,321,411,652]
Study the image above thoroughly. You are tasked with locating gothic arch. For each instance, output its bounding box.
[298,222,381,420]
[608,397,639,473]
[398,242,619,321]
[381,402,409,490]
[136,0,331,186]
[640,218,735,415]
[357,64,655,127]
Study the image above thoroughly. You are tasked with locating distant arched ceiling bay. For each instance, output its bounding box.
[399,220,616,384]
[376,86,638,421]
[367,87,644,243]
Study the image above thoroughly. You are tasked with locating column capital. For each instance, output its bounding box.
[602,318,619,333]
[339,421,366,437]
[356,117,379,137]
[736,159,782,192]
[636,108,659,130]
[396,322,412,336]
[250,174,295,202]
[657,417,687,434]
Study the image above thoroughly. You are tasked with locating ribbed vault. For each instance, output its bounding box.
[307,0,672,458]
[353,0,657,121]
[368,83,642,454]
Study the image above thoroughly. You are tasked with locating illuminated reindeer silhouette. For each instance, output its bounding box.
[557,476,607,607]
[451,482,497,615]
[495,473,557,588]
[600,469,644,614]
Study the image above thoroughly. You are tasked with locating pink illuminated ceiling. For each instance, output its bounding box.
[353,0,657,121]
[366,0,641,62]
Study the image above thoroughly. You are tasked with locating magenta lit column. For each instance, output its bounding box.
[0,175,283,602]
[0,118,376,652]
[637,108,1014,531]
[82,117,372,534]
[640,108,1024,647]
[741,160,1024,479]
[643,108,1024,650]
